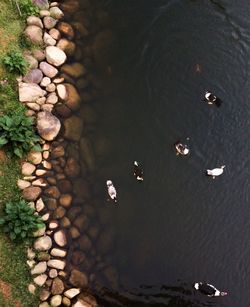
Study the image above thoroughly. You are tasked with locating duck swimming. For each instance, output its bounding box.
[175,142,190,156]
[133,161,144,181]
[206,165,225,179]
[194,282,228,297]
[106,180,117,203]
[204,91,222,107]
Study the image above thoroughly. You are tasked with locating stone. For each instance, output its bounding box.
[42,213,50,221]
[60,217,71,228]
[23,186,42,201]
[39,303,50,307]
[56,84,67,100]
[39,61,58,78]
[40,77,51,87]
[50,248,66,257]
[49,221,59,229]
[55,104,72,118]
[76,78,89,90]
[63,116,83,141]
[80,137,95,171]
[19,82,45,102]
[50,7,64,19]
[64,83,81,110]
[44,186,60,198]
[49,28,61,40]
[24,54,38,69]
[36,198,45,212]
[45,46,67,67]
[46,83,56,92]
[59,194,72,207]
[17,179,31,189]
[53,206,66,219]
[33,49,46,61]
[27,151,43,165]
[34,236,52,251]
[57,39,76,56]
[28,283,36,294]
[61,1,79,14]
[25,25,43,44]
[23,69,43,84]
[42,160,52,169]
[27,16,43,28]
[76,293,97,307]
[78,235,92,253]
[27,259,36,268]
[62,297,71,307]
[32,0,49,9]
[61,63,86,79]
[50,295,62,307]
[36,169,47,176]
[43,150,49,159]
[43,32,56,46]
[46,93,58,104]
[33,225,46,237]
[49,269,58,278]
[64,288,80,299]
[31,261,47,275]
[54,230,67,247]
[33,274,47,286]
[27,248,36,260]
[40,289,50,301]
[51,277,64,295]
[26,102,40,111]
[36,97,46,105]
[72,22,89,38]
[43,16,58,30]
[37,111,61,141]
[40,10,50,17]
[53,77,64,83]
[69,226,80,239]
[73,214,89,231]
[65,157,80,178]
[69,269,88,288]
[47,259,66,270]
[57,179,72,193]
[57,22,74,39]
[51,145,65,158]
[42,104,54,112]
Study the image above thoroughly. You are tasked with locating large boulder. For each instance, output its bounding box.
[39,61,58,78]
[45,46,67,67]
[43,16,57,30]
[19,82,45,102]
[25,25,43,44]
[63,115,83,141]
[37,111,61,141]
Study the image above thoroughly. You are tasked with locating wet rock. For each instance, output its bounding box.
[31,261,47,275]
[19,82,45,102]
[50,6,64,19]
[61,63,86,79]
[80,137,95,171]
[97,229,114,254]
[51,277,64,295]
[61,1,79,14]
[27,151,42,165]
[51,145,65,158]
[65,157,80,178]
[77,293,98,307]
[33,274,47,286]
[69,269,88,288]
[57,38,76,56]
[69,226,80,239]
[43,16,58,30]
[57,22,74,39]
[62,297,71,306]
[78,234,92,253]
[27,16,43,28]
[72,22,89,38]
[76,78,89,90]
[59,194,72,207]
[55,104,72,118]
[50,295,62,307]
[22,186,42,201]
[71,251,86,266]
[93,30,114,67]
[46,198,57,210]
[37,111,61,141]
[25,25,43,44]
[44,186,60,198]
[49,28,61,40]
[48,259,66,270]
[64,288,80,299]
[23,69,43,84]
[80,105,97,126]
[40,289,50,301]
[64,83,81,110]
[51,248,67,257]
[53,206,66,219]
[73,179,90,203]
[45,46,67,67]
[32,0,49,9]
[63,115,83,141]
[39,61,58,78]
[67,207,81,221]
[73,214,89,231]
[57,179,72,193]
[60,216,71,228]
[54,230,67,246]
[33,49,46,61]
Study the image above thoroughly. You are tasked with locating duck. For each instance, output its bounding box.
[175,142,190,156]
[194,282,228,297]
[133,161,144,181]
[205,91,217,105]
[106,180,117,203]
[206,165,225,179]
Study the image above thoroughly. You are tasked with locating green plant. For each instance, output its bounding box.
[0,113,41,158]
[18,0,40,18]
[3,52,27,75]
[0,200,44,241]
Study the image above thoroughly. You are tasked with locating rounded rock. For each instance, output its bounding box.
[45,46,67,67]
[34,236,52,251]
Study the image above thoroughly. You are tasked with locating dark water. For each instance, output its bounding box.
[89,0,250,306]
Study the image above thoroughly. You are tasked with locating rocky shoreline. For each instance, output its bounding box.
[18,0,117,306]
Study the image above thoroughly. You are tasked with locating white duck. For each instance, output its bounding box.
[206,165,225,179]
[106,180,117,203]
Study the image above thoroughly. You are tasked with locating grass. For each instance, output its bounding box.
[0,1,40,306]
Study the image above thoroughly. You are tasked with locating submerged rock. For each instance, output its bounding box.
[64,83,81,110]
[63,115,83,141]
[37,111,61,141]
[69,269,88,288]
[79,137,95,171]
[22,186,42,201]
[61,63,86,78]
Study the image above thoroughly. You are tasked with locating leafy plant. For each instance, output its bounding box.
[0,113,41,158]
[0,200,44,241]
[18,0,40,18]
[3,52,28,75]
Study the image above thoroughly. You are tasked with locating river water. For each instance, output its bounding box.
[78,0,250,306]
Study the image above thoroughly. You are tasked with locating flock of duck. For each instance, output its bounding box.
[105,90,228,298]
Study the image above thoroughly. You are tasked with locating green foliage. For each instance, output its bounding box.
[19,0,40,18]
[0,113,41,158]
[0,200,44,241]
[2,52,27,75]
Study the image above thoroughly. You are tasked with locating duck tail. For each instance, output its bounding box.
[206,169,212,175]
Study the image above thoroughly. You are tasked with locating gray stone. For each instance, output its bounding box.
[39,61,58,78]
[25,25,43,44]
[19,82,45,102]
[43,16,57,29]
[27,16,43,28]
[49,7,64,19]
